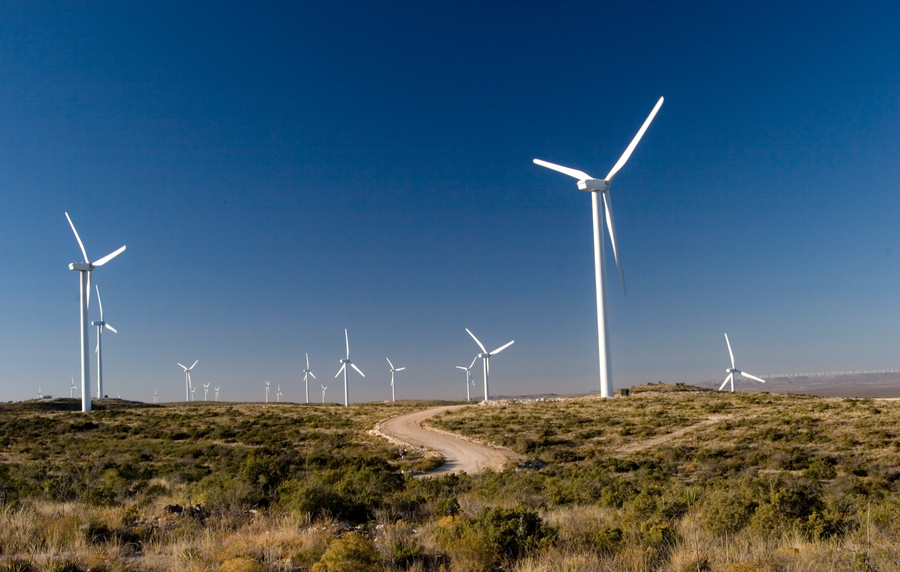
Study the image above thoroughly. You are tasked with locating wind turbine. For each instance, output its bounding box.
[190,386,195,401]
[177,360,198,402]
[65,212,126,412]
[303,353,316,404]
[38,386,43,399]
[92,285,117,400]
[203,383,209,401]
[533,96,663,398]
[265,380,270,403]
[214,387,220,401]
[153,390,157,404]
[276,384,282,402]
[456,356,478,401]
[335,329,364,406]
[466,328,514,402]
[720,333,766,392]
[386,357,406,402]
[70,376,76,398]
[321,385,327,403]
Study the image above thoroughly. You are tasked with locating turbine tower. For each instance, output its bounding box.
[466,328,514,402]
[65,212,126,412]
[386,357,406,402]
[335,329,364,406]
[177,360,198,401]
[456,356,478,401]
[720,333,766,392]
[303,353,316,404]
[92,285,117,400]
[533,96,663,397]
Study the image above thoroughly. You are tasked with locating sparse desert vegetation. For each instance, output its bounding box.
[2,387,900,571]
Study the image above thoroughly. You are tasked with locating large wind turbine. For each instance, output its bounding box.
[303,353,316,404]
[203,383,210,401]
[321,385,328,403]
[335,329,364,406]
[177,360,198,401]
[65,212,126,412]
[456,356,478,401]
[533,96,663,398]
[92,285,117,400]
[466,328,514,402]
[386,357,406,402]
[720,333,766,392]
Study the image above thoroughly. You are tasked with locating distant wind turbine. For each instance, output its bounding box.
[153,390,157,404]
[276,384,282,402]
[466,328,514,402]
[70,376,76,398]
[65,212,126,412]
[214,387,219,401]
[335,329,364,406]
[265,380,270,403]
[321,384,327,403]
[92,285,117,400]
[720,333,766,392]
[303,353,316,404]
[456,356,478,401]
[203,383,209,401]
[386,357,406,402]
[190,386,195,401]
[38,386,43,399]
[533,96,663,398]
[177,360,198,402]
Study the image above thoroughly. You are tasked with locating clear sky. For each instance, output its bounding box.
[2,1,898,403]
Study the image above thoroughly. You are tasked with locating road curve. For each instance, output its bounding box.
[376,405,523,475]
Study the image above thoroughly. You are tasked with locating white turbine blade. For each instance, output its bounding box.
[306,353,310,369]
[724,334,735,369]
[95,342,99,353]
[309,371,316,380]
[105,324,117,334]
[345,329,350,359]
[490,340,514,355]
[743,372,766,384]
[92,245,126,267]
[719,374,732,391]
[335,364,346,378]
[533,159,593,181]
[351,363,365,377]
[602,190,626,296]
[95,285,104,321]
[469,356,478,369]
[177,363,187,370]
[396,367,405,371]
[605,96,664,182]
[466,328,487,353]
[189,359,199,371]
[456,366,467,370]
[65,212,89,262]
[386,357,394,369]
[86,270,92,311]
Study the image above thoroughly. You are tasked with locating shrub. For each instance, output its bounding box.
[593,526,623,555]
[312,532,379,572]
[700,486,758,535]
[218,557,265,572]
[474,506,556,562]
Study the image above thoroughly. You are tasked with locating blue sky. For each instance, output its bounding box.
[1,1,898,403]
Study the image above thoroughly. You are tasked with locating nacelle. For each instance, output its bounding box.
[69,262,92,271]
[577,179,610,192]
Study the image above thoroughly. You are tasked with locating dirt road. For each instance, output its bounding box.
[375,405,522,475]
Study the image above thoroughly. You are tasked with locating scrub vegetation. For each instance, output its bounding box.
[2,385,900,571]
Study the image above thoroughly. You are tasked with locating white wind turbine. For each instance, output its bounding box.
[214,387,220,401]
[190,386,195,401]
[276,384,283,402]
[70,376,76,398]
[533,96,663,398]
[386,357,406,402]
[92,285,117,400]
[65,212,126,412]
[466,328,514,402]
[265,380,270,403]
[38,386,43,399]
[203,383,209,401]
[303,353,316,404]
[720,333,766,392]
[177,360,198,402]
[153,390,157,403]
[456,356,478,401]
[321,384,327,403]
[335,329,364,406]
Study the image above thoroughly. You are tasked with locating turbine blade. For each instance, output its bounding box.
[309,372,316,379]
[177,363,187,370]
[335,364,346,378]
[95,285,104,321]
[345,329,350,359]
[396,367,405,371]
[490,340,514,355]
[105,324,117,334]
[456,366,466,370]
[65,212,89,262]
[533,159,593,181]
[386,357,394,369]
[725,334,735,369]
[466,328,487,353]
[469,356,478,369]
[351,363,365,377]
[190,359,198,370]
[719,374,732,391]
[95,343,99,353]
[605,96,664,182]
[743,372,766,384]
[306,353,310,369]
[86,270,92,311]
[602,190,626,296]
[92,245,126,267]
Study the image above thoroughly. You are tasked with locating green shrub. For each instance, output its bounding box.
[312,532,379,572]
[474,506,556,562]
[701,486,758,535]
[593,526,623,555]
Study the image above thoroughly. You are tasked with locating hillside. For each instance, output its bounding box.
[1,389,899,571]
